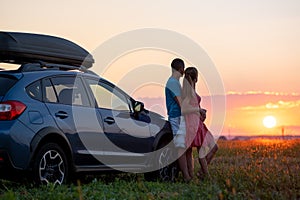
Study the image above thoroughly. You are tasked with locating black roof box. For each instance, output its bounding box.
[0,32,94,68]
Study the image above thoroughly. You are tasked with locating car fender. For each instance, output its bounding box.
[29,127,73,169]
[152,121,173,150]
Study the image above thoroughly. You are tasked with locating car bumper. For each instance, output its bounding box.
[0,120,35,170]
[0,150,13,168]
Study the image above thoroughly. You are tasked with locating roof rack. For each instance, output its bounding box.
[18,62,98,76]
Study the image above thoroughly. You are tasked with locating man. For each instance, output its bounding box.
[165,58,191,181]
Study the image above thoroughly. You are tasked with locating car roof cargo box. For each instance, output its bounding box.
[0,32,94,68]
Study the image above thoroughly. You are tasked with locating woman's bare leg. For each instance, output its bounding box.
[177,148,191,182]
[185,147,194,178]
[206,144,218,165]
[197,147,210,179]
[199,157,209,178]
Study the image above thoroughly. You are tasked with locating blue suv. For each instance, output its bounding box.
[0,32,177,184]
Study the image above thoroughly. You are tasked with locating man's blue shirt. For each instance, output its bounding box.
[165,77,181,118]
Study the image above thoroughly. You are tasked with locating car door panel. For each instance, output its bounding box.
[85,78,153,167]
[42,76,105,166]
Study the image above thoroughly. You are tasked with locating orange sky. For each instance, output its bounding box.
[1,0,300,136]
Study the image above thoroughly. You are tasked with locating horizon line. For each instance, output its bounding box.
[135,91,300,99]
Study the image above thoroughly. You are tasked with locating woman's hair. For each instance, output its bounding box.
[182,67,198,99]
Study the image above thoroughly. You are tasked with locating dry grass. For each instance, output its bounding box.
[1,139,299,199]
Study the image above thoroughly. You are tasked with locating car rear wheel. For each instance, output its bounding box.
[33,143,68,185]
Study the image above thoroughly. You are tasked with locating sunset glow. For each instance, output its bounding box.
[263,116,277,129]
[1,0,300,137]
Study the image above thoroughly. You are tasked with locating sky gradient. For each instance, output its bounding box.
[1,0,300,136]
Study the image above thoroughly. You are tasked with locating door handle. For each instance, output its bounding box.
[104,117,115,124]
[55,111,68,119]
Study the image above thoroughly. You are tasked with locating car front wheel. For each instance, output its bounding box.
[144,141,178,182]
[33,143,68,185]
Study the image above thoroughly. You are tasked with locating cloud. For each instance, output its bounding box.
[227,91,300,96]
[240,100,300,111]
[274,100,299,109]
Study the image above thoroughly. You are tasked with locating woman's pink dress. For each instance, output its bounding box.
[185,94,208,148]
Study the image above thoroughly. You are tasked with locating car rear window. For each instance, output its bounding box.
[0,75,18,96]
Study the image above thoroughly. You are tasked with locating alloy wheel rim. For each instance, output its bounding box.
[158,147,174,181]
[39,150,65,185]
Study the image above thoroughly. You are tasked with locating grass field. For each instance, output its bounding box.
[1,139,299,200]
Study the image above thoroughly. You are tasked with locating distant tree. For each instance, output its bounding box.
[219,136,227,140]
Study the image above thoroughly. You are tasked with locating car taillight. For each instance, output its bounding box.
[0,101,26,120]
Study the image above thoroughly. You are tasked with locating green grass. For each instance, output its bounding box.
[1,139,299,200]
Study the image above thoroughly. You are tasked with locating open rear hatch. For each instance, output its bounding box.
[0,32,94,68]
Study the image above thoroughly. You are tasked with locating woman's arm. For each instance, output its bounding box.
[181,98,201,115]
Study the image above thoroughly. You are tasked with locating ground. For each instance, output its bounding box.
[1,139,299,200]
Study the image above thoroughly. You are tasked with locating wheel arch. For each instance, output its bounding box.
[152,121,173,150]
[29,127,73,171]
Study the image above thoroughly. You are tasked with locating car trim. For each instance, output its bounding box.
[78,150,145,157]
[75,164,146,172]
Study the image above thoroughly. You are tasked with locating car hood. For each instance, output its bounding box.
[148,110,165,121]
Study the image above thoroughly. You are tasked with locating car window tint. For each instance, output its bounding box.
[26,80,42,101]
[86,79,130,111]
[43,78,58,103]
[51,77,90,107]
[0,75,18,96]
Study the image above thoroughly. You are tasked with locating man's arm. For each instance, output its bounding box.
[174,96,182,108]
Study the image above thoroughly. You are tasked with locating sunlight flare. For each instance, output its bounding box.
[263,116,277,128]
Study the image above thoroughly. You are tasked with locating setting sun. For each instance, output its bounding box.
[263,116,277,128]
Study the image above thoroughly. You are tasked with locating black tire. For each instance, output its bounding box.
[144,141,179,182]
[32,143,69,185]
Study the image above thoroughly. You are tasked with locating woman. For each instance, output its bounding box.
[181,67,218,179]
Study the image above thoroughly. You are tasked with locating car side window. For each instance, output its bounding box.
[43,76,90,107]
[43,78,58,103]
[86,79,131,111]
[26,80,42,101]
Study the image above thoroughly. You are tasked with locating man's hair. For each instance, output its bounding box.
[171,58,184,71]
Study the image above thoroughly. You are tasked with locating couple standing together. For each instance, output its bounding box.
[165,58,218,182]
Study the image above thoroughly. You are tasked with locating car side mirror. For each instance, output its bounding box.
[134,101,144,113]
